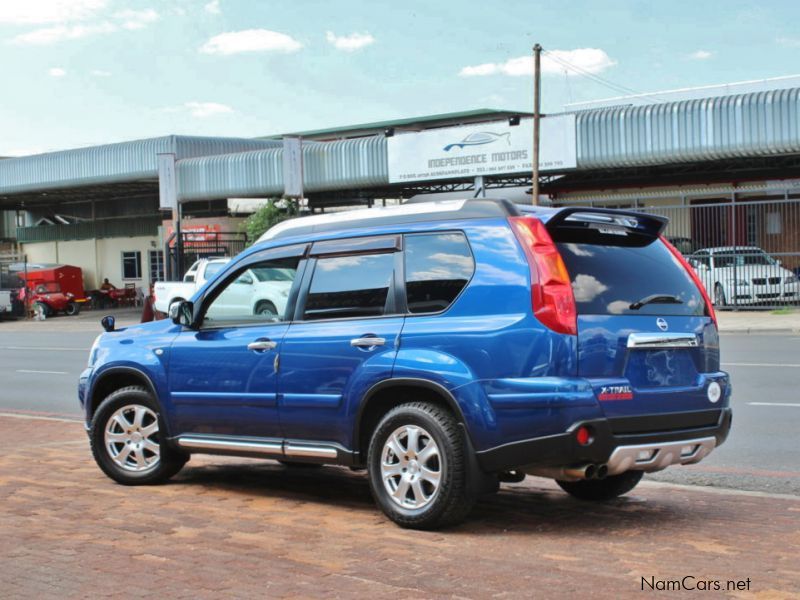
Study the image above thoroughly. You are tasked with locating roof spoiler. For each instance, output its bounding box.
[544,207,668,238]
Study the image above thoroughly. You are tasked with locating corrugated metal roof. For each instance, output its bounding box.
[264,109,531,140]
[304,136,388,192]
[178,148,284,201]
[0,135,280,195]
[177,136,389,201]
[576,88,800,168]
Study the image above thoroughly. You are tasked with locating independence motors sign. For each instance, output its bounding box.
[387,114,577,183]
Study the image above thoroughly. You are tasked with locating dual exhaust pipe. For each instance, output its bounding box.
[525,463,608,481]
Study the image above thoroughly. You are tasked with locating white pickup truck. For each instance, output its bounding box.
[153,258,294,319]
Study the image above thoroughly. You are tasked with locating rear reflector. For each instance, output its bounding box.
[576,426,593,446]
[659,235,718,326]
[509,216,577,335]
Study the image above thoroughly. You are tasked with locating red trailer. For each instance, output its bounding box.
[17,264,88,317]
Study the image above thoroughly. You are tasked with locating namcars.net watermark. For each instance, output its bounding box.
[642,576,752,592]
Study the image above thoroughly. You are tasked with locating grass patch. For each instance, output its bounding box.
[770,307,797,315]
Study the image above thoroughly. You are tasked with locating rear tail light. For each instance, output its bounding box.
[659,235,718,327]
[509,216,577,335]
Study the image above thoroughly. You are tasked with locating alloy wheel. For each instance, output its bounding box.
[104,404,161,472]
[380,424,443,510]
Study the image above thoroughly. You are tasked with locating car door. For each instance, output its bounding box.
[167,246,306,438]
[278,235,404,449]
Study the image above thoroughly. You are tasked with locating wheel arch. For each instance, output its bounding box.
[89,367,162,422]
[353,378,468,463]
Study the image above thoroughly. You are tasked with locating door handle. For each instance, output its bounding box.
[350,336,386,348]
[248,339,277,352]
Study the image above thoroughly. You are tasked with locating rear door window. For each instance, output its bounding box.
[556,240,705,316]
[303,253,395,320]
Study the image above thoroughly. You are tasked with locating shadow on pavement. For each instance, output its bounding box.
[172,460,709,534]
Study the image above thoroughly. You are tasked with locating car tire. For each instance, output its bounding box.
[65,301,80,316]
[714,283,727,308]
[90,386,187,486]
[367,402,475,530]
[254,300,278,318]
[556,470,643,501]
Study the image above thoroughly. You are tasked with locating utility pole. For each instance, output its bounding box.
[531,43,542,205]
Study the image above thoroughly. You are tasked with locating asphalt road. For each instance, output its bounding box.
[1,320,798,495]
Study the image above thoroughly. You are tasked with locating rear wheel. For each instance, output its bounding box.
[65,301,80,316]
[557,470,643,501]
[367,402,475,529]
[90,386,187,485]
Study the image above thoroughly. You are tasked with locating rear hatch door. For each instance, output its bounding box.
[547,209,724,419]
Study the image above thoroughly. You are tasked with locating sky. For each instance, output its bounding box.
[2,0,800,155]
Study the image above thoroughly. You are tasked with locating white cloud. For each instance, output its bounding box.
[11,22,116,45]
[689,49,713,60]
[0,0,107,24]
[176,101,234,118]
[459,48,616,78]
[204,0,221,15]
[200,29,302,55]
[115,8,159,30]
[48,67,66,77]
[91,69,111,77]
[571,274,608,303]
[325,31,375,52]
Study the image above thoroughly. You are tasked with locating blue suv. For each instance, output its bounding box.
[80,199,732,529]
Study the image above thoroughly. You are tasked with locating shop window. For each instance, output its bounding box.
[122,251,142,280]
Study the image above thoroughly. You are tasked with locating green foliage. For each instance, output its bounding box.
[242,199,299,244]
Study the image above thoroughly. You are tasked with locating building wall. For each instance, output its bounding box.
[21,235,159,291]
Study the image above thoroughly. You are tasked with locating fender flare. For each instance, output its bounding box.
[89,366,162,419]
[353,377,469,454]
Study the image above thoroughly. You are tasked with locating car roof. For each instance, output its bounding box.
[255,199,541,244]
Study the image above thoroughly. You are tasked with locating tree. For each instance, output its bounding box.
[242,198,299,244]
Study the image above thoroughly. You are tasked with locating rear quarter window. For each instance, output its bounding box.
[556,239,705,316]
[404,232,474,314]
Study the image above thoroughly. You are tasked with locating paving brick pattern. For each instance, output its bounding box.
[1,415,798,599]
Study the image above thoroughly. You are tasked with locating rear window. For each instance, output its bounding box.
[556,239,705,316]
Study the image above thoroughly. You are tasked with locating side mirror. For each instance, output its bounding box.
[169,300,195,327]
[101,315,115,332]
[776,259,782,267]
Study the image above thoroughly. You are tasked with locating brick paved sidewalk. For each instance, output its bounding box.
[1,414,798,599]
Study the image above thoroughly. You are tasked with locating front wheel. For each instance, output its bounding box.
[367,402,475,529]
[65,301,80,316]
[254,300,278,319]
[90,386,187,485]
[557,470,643,501]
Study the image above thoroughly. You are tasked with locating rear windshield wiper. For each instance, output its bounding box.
[629,294,684,310]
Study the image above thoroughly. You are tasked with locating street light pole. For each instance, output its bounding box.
[532,43,542,205]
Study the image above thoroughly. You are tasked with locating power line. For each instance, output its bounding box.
[543,50,673,104]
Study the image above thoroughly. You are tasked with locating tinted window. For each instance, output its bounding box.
[557,240,705,316]
[203,257,299,325]
[404,233,474,313]
[304,253,394,320]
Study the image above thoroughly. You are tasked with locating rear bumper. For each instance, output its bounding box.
[475,407,732,473]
